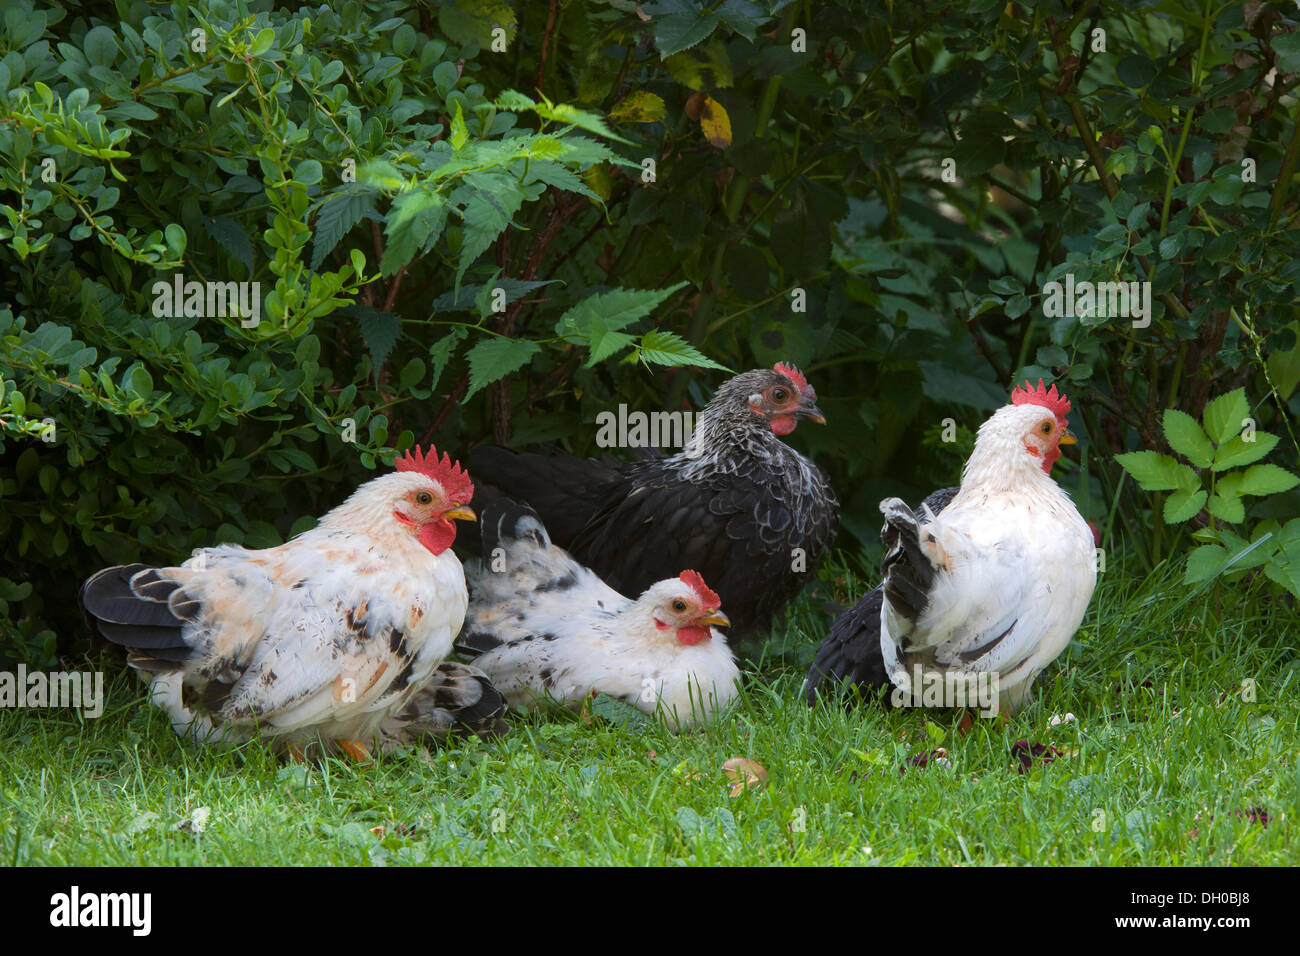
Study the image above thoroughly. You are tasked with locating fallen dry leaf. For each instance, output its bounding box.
[722,757,769,796]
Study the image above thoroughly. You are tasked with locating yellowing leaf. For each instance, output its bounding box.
[699,95,731,148]
[581,164,612,202]
[610,91,666,124]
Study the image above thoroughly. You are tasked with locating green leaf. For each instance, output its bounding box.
[464,337,540,400]
[382,190,448,276]
[1161,408,1214,468]
[1212,430,1279,472]
[1264,558,1300,600]
[203,216,254,274]
[294,159,323,185]
[1272,32,1300,74]
[532,99,632,144]
[1184,543,1228,584]
[1114,451,1198,491]
[311,185,378,271]
[438,0,517,49]
[456,181,524,287]
[83,26,119,68]
[555,283,687,341]
[635,330,731,372]
[450,101,469,152]
[589,692,651,732]
[1163,487,1207,523]
[1237,463,1300,497]
[350,306,401,375]
[586,327,637,366]
[653,11,720,57]
[428,327,467,393]
[1201,388,1249,445]
[249,27,275,58]
[1204,491,1244,524]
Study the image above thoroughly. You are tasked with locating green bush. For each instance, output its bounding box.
[3,0,1300,663]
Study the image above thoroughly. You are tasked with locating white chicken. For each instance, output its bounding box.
[878,380,1096,715]
[459,499,740,730]
[79,445,502,760]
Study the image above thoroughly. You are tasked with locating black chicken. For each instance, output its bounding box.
[804,486,957,705]
[469,364,840,643]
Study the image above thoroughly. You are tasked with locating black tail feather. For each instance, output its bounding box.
[80,564,192,666]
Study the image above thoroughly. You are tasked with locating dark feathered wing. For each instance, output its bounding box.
[805,487,957,705]
[468,446,628,547]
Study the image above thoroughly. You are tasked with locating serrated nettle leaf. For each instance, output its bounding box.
[555,283,688,343]
[428,326,467,393]
[381,189,448,276]
[1161,408,1214,468]
[636,330,732,372]
[1114,451,1198,492]
[464,337,541,400]
[1201,388,1250,445]
[455,177,526,288]
[203,216,254,274]
[349,306,401,376]
[311,185,379,271]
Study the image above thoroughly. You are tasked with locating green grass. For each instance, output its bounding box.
[3,561,1297,866]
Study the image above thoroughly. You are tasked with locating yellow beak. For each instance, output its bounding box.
[442,505,477,522]
[1058,429,1077,445]
[797,402,827,425]
[696,610,731,629]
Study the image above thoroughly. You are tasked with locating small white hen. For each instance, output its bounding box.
[460,499,740,730]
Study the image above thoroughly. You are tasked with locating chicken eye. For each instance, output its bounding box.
[672,600,687,612]
[771,387,788,403]
[416,492,433,505]
[1040,421,1053,434]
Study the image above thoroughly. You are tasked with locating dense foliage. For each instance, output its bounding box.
[3,0,1299,665]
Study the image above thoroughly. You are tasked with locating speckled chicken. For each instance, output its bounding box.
[458,499,740,730]
[79,446,504,760]
[469,363,840,644]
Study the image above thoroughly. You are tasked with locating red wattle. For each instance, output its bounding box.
[676,626,711,645]
[770,416,797,436]
[418,519,457,555]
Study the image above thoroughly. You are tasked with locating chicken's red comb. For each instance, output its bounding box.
[773,362,809,393]
[1011,378,1071,424]
[679,570,720,610]
[395,445,474,503]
